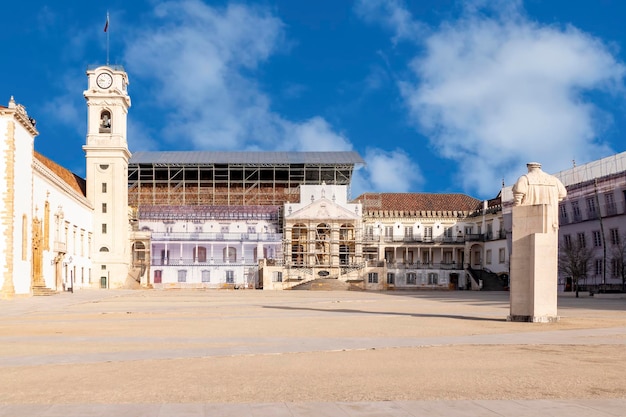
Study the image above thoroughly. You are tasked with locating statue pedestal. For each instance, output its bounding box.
[508,204,559,323]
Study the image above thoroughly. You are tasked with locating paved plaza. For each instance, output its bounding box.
[0,289,625,416]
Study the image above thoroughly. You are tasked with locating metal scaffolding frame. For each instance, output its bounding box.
[128,152,364,208]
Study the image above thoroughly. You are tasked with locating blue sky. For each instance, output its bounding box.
[1,0,625,199]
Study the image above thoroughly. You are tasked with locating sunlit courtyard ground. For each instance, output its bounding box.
[0,289,625,404]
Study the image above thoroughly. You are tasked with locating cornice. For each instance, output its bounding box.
[0,98,38,136]
[33,159,93,210]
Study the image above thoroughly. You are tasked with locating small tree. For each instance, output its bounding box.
[559,240,594,297]
[609,234,626,292]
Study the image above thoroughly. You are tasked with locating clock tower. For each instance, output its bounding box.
[83,66,131,288]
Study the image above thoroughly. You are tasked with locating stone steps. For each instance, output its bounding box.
[32,285,57,296]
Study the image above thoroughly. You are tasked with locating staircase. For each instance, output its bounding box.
[291,278,360,291]
[467,268,508,291]
[32,285,57,296]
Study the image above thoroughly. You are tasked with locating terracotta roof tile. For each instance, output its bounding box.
[352,193,481,214]
[34,152,86,197]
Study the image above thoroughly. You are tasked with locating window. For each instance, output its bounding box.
[177,270,187,283]
[577,232,586,248]
[424,226,433,239]
[387,273,395,284]
[499,248,506,264]
[485,249,492,265]
[428,273,439,285]
[368,272,378,283]
[444,227,453,238]
[102,224,107,234]
[225,270,234,283]
[160,250,170,265]
[247,226,256,234]
[223,247,236,262]
[563,234,572,249]
[406,273,416,285]
[101,265,106,270]
[384,226,393,238]
[604,193,616,215]
[99,247,109,252]
[571,201,581,220]
[220,225,229,233]
[102,203,107,213]
[586,197,597,219]
[559,204,567,220]
[595,259,603,276]
[611,259,619,277]
[593,231,602,247]
[201,270,210,283]
[272,271,283,282]
[101,183,107,193]
[465,226,473,235]
[610,228,620,245]
[194,246,207,263]
[365,226,374,239]
[404,226,413,238]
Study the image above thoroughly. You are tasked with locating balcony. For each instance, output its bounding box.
[151,258,259,267]
[151,232,282,242]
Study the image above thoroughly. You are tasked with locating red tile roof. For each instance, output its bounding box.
[34,152,86,197]
[353,193,481,214]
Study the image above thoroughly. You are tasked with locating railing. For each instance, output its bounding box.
[464,233,485,242]
[151,232,282,242]
[151,258,259,266]
[386,262,462,270]
[340,262,366,275]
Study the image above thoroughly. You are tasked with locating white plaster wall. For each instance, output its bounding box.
[0,117,9,291]
[33,168,93,290]
[11,119,35,295]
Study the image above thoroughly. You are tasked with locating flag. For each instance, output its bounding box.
[104,13,109,32]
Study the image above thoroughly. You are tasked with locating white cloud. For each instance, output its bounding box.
[352,148,423,195]
[124,1,285,150]
[283,117,353,152]
[354,0,424,44]
[122,0,424,194]
[359,0,625,196]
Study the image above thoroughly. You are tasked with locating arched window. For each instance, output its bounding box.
[253,247,268,263]
[99,110,112,132]
[223,247,236,262]
[339,223,356,265]
[132,242,146,263]
[315,223,330,265]
[292,224,307,265]
[194,246,207,263]
[99,247,109,252]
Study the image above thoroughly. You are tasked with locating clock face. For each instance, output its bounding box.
[96,73,113,89]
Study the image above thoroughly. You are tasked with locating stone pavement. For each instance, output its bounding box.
[1,399,626,416]
[1,290,625,416]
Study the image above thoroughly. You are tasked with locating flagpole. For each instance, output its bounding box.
[105,11,110,66]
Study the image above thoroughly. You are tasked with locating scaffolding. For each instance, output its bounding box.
[128,151,364,208]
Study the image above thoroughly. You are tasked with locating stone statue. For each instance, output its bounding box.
[509,162,567,322]
[512,162,567,221]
